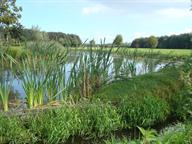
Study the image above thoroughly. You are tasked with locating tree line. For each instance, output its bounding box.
[131,33,192,49]
[0,26,82,47]
[0,0,82,47]
[1,0,191,49]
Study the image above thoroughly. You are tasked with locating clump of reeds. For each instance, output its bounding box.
[0,81,11,111]
[20,41,69,108]
[69,44,114,98]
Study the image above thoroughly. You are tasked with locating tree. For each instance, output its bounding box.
[113,34,123,47]
[9,23,23,45]
[89,39,95,47]
[147,36,158,48]
[0,0,22,42]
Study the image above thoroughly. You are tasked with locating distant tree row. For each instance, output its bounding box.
[48,32,82,47]
[0,26,82,47]
[131,33,192,49]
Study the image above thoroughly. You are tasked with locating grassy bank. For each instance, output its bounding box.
[1,43,191,143]
[95,66,182,103]
[0,65,189,143]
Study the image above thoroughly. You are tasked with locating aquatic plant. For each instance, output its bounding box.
[0,81,11,111]
[69,45,114,98]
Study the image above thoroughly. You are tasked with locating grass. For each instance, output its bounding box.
[0,64,190,143]
[7,46,192,60]
[0,101,123,143]
[95,66,183,103]
[94,66,185,127]
[126,48,192,57]
[0,44,191,142]
[104,122,192,144]
[74,47,192,58]
[0,114,33,143]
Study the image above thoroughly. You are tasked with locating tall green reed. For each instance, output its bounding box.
[20,41,69,108]
[142,49,164,73]
[116,49,139,78]
[21,57,46,108]
[116,48,165,78]
[0,46,17,111]
[0,81,11,111]
[69,45,114,98]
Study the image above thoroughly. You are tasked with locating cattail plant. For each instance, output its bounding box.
[69,44,114,98]
[0,81,11,112]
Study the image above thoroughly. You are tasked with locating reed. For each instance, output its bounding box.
[69,45,114,98]
[21,57,46,108]
[0,81,11,111]
[21,41,69,108]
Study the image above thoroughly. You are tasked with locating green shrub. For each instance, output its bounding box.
[26,105,81,143]
[184,122,192,143]
[25,101,122,143]
[171,58,192,120]
[160,123,186,143]
[6,47,28,60]
[104,136,130,144]
[0,114,33,144]
[119,95,170,127]
[81,100,123,138]
[171,90,192,120]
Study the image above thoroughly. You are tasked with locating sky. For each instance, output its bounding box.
[17,0,192,43]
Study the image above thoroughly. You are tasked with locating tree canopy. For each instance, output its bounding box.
[131,33,192,49]
[113,35,123,47]
[0,0,22,27]
[89,39,96,47]
[148,36,158,48]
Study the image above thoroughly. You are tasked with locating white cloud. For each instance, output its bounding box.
[168,27,192,35]
[184,27,192,33]
[156,8,192,19]
[82,5,107,15]
[83,0,190,16]
[87,0,189,4]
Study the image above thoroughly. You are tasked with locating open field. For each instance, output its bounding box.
[73,47,192,58]
[127,48,192,57]
[8,46,192,59]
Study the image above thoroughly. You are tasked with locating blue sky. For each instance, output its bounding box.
[17,0,192,43]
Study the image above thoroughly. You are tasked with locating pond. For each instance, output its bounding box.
[0,51,165,110]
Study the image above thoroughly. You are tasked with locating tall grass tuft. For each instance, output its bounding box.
[69,45,115,98]
[20,41,69,108]
[0,81,11,111]
[21,57,46,108]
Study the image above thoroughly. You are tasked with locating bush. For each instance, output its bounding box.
[158,122,192,143]
[6,47,28,60]
[81,100,123,138]
[171,58,192,120]
[24,101,123,143]
[119,95,170,127]
[26,105,82,143]
[0,114,33,143]
[171,90,192,120]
